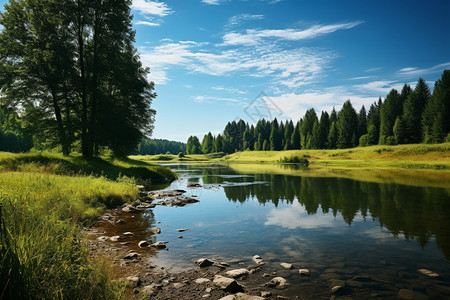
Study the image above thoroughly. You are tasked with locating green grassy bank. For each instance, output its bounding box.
[134,143,450,171]
[0,152,176,299]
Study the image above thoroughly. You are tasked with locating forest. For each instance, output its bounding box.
[187,70,450,154]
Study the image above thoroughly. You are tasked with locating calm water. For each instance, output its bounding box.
[143,163,450,298]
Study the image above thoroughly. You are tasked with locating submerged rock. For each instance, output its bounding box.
[195,278,211,284]
[123,252,140,260]
[226,268,250,278]
[280,263,293,269]
[219,293,264,300]
[196,258,214,268]
[213,275,244,293]
[148,190,186,198]
[397,289,430,300]
[252,255,264,265]
[156,197,199,207]
[418,269,439,277]
[149,227,161,234]
[299,269,310,276]
[265,277,288,289]
[138,240,150,248]
[123,232,134,236]
[150,241,167,249]
[187,183,202,188]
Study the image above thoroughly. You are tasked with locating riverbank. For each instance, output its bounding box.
[132,143,450,171]
[0,152,176,299]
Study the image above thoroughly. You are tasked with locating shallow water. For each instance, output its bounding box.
[146,163,450,297]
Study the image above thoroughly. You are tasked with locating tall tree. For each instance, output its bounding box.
[356,106,367,144]
[300,109,318,149]
[422,70,450,143]
[367,100,381,145]
[290,121,301,150]
[337,100,358,148]
[402,78,430,143]
[379,89,402,144]
[201,132,213,154]
[270,118,282,151]
[318,111,330,149]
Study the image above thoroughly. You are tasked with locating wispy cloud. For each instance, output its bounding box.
[225,14,264,29]
[364,67,382,73]
[139,41,333,87]
[212,86,247,94]
[135,20,160,26]
[397,62,450,77]
[192,95,245,104]
[222,22,363,46]
[202,0,222,5]
[132,0,172,16]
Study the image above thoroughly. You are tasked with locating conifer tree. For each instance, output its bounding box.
[337,100,358,148]
[270,119,282,150]
[379,89,402,144]
[402,78,430,143]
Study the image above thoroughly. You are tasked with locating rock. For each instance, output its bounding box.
[136,202,154,209]
[261,291,272,298]
[203,294,210,298]
[123,252,140,260]
[226,268,250,278]
[136,185,145,190]
[101,213,113,221]
[329,279,346,288]
[126,276,141,287]
[142,284,158,296]
[109,236,120,242]
[205,288,212,293]
[172,282,184,289]
[178,236,183,239]
[187,183,202,188]
[196,258,214,268]
[195,278,211,284]
[149,227,161,234]
[122,204,138,212]
[177,228,188,232]
[97,236,109,242]
[265,277,288,289]
[418,269,439,277]
[213,275,244,293]
[156,197,199,207]
[213,262,230,269]
[397,289,430,300]
[219,293,264,300]
[252,255,264,265]
[330,286,342,294]
[138,240,150,248]
[123,232,133,236]
[299,269,310,276]
[115,219,125,224]
[148,190,186,198]
[150,241,167,249]
[280,263,293,269]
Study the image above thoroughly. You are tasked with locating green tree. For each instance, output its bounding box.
[270,119,282,151]
[393,116,407,144]
[214,134,224,153]
[243,128,254,150]
[337,100,358,148]
[402,78,430,143]
[301,109,318,149]
[356,106,367,144]
[201,132,213,154]
[186,136,201,154]
[290,122,301,149]
[367,99,381,145]
[422,70,450,143]
[379,89,402,144]
[318,111,330,149]
[328,121,338,149]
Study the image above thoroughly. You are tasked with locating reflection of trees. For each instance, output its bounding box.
[221,172,450,260]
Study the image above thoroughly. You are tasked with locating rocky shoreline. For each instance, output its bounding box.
[85,187,446,300]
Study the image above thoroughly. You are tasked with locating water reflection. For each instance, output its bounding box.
[171,163,450,260]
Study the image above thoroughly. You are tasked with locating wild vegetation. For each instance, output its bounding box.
[188,70,450,154]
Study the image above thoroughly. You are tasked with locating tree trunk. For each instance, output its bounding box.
[50,86,69,156]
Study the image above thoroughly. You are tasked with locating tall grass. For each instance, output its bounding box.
[0,172,138,299]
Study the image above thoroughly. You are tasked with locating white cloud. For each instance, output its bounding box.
[202,0,222,4]
[139,41,332,87]
[364,67,382,73]
[222,22,363,46]
[226,14,264,29]
[132,0,172,16]
[265,200,335,229]
[353,80,404,96]
[396,62,450,77]
[135,20,160,26]
[192,95,244,104]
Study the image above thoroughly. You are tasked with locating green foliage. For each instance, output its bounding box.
[279,155,309,165]
[337,100,358,148]
[201,132,214,154]
[0,172,133,299]
[379,89,402,144]
[0,0,155,158]
[186,136,201,154]
[138,138,186,155]
[393,116,407,144]
[270,119,282,151]
[359,134,370,147]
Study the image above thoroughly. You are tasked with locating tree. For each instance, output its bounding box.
[214,134,224,153]
[367,100,381,145]
[290,122,301,149]
[243,128,254,150]
[283,120,294,150]
[201,132,213,154]
[317,111,330,149]
[402,78,430,143]
[393,116,407,144]
[379,89,402,144]
[337,100,358,148]
[186,136,201,154]
[270,119,282,151]
[0,0,156,157]
[328,122,338,149]
[422,70,450,143]
[356,106,367,144]
[301,109,318,149]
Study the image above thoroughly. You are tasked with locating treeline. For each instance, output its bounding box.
[136,138,186,155]
[0,108,32,152]
[187,70,450,153]
[0,0,155,157]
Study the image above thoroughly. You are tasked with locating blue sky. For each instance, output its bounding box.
[1,0,449,142]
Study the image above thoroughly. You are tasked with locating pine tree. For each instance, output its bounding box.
[270,119,282,151]
[318,111,330,149]
[356,106,367,144]
[337,100,358,148]
[379,89,402,144]
[201,132,213,154]
[402,78,430,143]
[328,122,338,149]
[301,109,318,149]
[422,70,450,143]
[290,122,301,149]
[215,134,224,152]
[393,116,407,144]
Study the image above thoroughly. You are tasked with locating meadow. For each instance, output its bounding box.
[0,152,175,299]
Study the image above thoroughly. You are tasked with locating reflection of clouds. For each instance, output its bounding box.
[362,227,406,241]
[265,200,335,229]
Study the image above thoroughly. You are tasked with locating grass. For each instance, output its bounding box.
[0,152,177,299]
[132,143,450,171]
[0,151,176,185]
